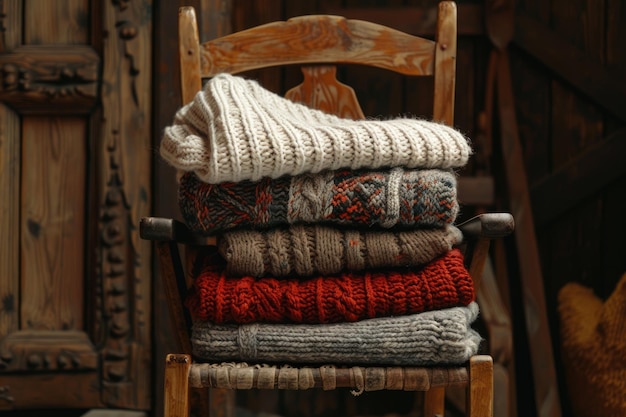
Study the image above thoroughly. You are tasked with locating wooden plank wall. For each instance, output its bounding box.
[511,0,626,416]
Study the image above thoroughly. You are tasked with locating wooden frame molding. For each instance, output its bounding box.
[0,331,97,372]
[0,45,100,114]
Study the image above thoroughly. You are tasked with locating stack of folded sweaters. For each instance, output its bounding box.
[160,73,481,367]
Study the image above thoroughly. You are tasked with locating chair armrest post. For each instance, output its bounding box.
[155,241,193,355]
[458,213,514,290]
[141,217,195,354]
[458,212,514,239]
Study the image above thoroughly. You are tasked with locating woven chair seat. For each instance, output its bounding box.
[187,361,470,393]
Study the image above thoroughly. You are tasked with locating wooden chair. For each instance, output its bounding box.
[141,2,514,417]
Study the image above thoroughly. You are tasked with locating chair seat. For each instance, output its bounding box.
[184,357,479,392]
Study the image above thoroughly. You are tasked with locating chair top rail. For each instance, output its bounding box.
[196,14,437,77]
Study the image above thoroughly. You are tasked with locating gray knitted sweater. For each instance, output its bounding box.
[191,302,481,366]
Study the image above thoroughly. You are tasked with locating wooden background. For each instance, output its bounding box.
[0,0,622,416]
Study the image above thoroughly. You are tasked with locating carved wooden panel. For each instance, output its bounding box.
[0,0,152,411]
[98,0,152,407]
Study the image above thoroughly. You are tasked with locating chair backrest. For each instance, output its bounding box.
[178,2,457,125]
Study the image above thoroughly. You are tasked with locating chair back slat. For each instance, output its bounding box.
[285,65,366,120]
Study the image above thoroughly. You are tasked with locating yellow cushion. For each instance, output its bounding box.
[558,273,626,417]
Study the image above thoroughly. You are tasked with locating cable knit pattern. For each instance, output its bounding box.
[160,73,472,183]
[179,167,459,235]
[218,224,463,277]
[191,302,481,366]
[185,248,474,324]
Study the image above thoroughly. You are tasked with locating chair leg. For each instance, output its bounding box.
[424,387,446,417]
[165,354,192,417]
[493,363,510,417]
[467,355,493,417]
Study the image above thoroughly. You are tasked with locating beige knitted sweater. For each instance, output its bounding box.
[161,73,472,184]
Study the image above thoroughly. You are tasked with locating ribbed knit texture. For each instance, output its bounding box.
[186,248,474,324]
[161,73,472,184]
[179,167,459,235]
[191,302,481,366]
[558,273,626,417]
[218,224,463,277]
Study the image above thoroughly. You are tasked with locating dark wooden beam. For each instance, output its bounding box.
[531,128,626,225]
[514,12,626,122]
[321,4,484,37]
[496,50,562,417]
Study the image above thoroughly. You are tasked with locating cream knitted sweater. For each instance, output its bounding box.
[161,73,472,184]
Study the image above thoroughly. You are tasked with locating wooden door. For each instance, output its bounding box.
[0,0,152,410]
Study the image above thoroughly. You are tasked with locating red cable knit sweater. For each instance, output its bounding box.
[186,248,474,324]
